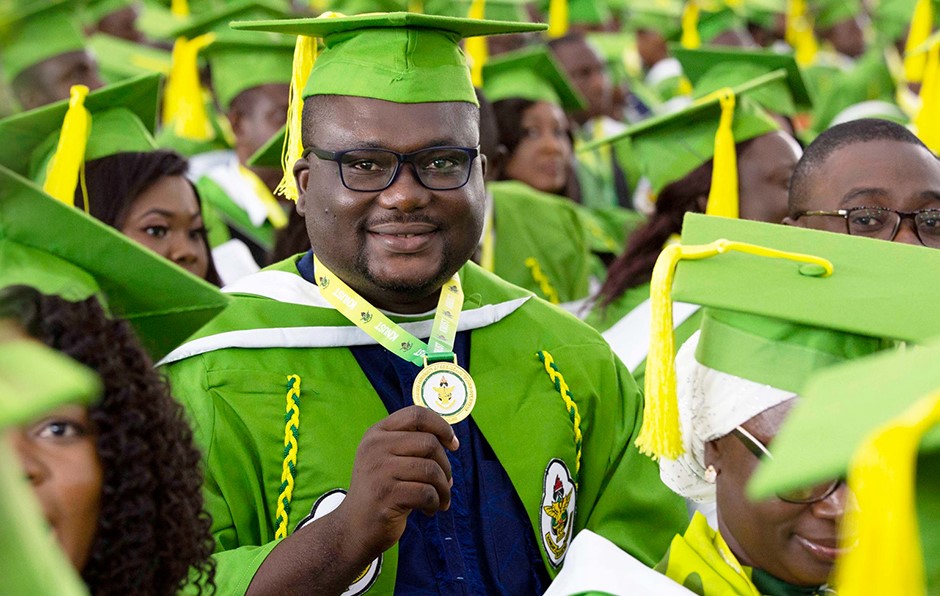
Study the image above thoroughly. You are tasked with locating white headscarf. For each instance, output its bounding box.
[658,331,797,503]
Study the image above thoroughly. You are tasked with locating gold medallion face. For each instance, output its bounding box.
[412,361,476,424]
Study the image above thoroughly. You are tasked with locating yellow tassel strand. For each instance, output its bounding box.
[785,0,805,47]
[547,0,569,39]
[525,257,561,304]
[466,0,488,87]
[835,390,940,596]
[171,0,189,18]
[792,16,819,67]
[538,351,582,488]
[278,35,320,202]
[162,33,216,142]
[705,89,738,219]
[274,375,302,540]
[238,165,288,229]
[680,0,701,49]
[914,40,940,154]
[638,240,832,460]
[43,85,91,206]
[904,0,934,83]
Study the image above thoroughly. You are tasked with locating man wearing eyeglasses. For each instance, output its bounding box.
[785,118,940,248]
[160,13,688,595]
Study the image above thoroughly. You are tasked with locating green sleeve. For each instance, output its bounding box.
[166,355,279,595]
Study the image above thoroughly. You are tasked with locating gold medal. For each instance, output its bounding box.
[412,359,476,424]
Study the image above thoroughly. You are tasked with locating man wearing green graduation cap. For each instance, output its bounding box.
[161,11,688,594]
[1,0,105,111]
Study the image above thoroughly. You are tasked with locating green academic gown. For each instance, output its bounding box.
[161,256,688,594]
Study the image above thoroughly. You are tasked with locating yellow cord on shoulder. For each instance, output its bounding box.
[835,389,940,596]
[525,257,561,305]
[275,375,301,540]
[537,351,582,488]
[638,239,833,460]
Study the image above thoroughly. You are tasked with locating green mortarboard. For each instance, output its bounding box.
[163,0,290,38]
[0,0,88,83]
[233,12,547,104]
[0,164,229,361]
[424,0,530,22]
[623,0,683,39]
[0,337,101,427]
[482,45,588,111]
[535,0,612,26]
[672,44,813,115]
[634,212,940,460]
[0,73,160,188]
[81,0,133,25]
[204,34,294,111]
[88,33,172,85]
[742,0,785,28]
[696,6,746,44]
[248,124,285,168]
[580,69,782,194]
[812,0,861,29]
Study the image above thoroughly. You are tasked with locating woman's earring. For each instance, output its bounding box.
[704,465,718,484]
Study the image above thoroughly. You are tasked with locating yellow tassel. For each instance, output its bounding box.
[43,85,91,206]
[277,35,319,202]
[785,0,805,47]
[914,41,940,153]
[638,240,833,460]
[835,390,940,596]
[171,0,189,18]
[239,165,288,229]
[705,89,738,219]
[680,0,701,49]
[162,33,216,142]
[904,0,934,83]
[466,0,488,87]
[408,0,424,13]
[793,16,819,67]
[547,0,569,39]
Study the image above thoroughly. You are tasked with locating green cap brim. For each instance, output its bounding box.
[0,165,230,362]
[0,73,161,181]
[580,69,784,193]
[675,213,940,346]
[672,45,813,114]
[164,0,290,38]
[0,338,101,427]
[482,46,588,111]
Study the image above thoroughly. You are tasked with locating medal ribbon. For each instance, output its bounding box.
[313,255,464,366]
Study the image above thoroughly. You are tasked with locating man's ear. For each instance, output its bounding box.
[227,108,245,138]
[704,437,723,470]
[294,159,310,215]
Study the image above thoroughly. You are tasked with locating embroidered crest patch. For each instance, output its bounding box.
[295,489,382,595]
[540,458,577,567]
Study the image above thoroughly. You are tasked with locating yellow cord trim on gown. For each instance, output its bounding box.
[537,351,582,488]
[275,375,301,539]
[525,257,561,304]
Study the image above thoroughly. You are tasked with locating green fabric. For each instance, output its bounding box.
[573,204,645,256]
[1,0,87,82]
[155,110,234,156]
[163,256,689,593]
[697,7,745,44]
[694,308,888,394]
[580,71,782,194]
[0,73,161,181]
[196,175,276,251]
[675,213,940,346]
[488,180,593,304]
[247,124,284,168]
[0,165,230,361]
[813,0,861,29]
[622,0,682,38]
[233,13,548,105]
[808,47,897,137]
[672,45,813,115]
[483,46,588,111]
[81,0,129,24]
[655,512,761,595]
[204,34,294,111]
[163,0,289,38]
[749,339,940,499]
[88,33,171,85]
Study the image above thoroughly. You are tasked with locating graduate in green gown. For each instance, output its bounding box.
[0,163,229,593]
[160,12,689,594]
[640,213,940,595]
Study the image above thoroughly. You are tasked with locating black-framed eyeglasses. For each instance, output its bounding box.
[303,145,480,192]
[731,426,842,505]
[791,206,940,248]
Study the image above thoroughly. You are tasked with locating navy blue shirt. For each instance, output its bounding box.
[298,252,548,595]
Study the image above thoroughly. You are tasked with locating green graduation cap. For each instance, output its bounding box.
[482,45,588,111]
[635,212,940,460]
[0,0,88,84]
[580,69,782,203]
[0,73,161,202]
[812,0,861,29]
[231,11,547,200]
[424,0,531,22]
[88,33,172,85]
[0,164,229,361]
[163,0,290,38]
[672,44,813,115]
[696,6,747,44]
[248,123,285,168]
[81,0,133,25]
[623,0,683,39]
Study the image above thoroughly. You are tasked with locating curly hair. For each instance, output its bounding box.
[0,286,216,595]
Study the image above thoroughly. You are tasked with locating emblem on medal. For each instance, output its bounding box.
[412,358,476,424]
